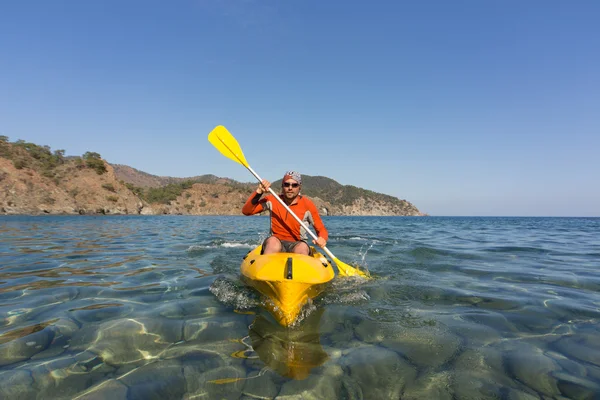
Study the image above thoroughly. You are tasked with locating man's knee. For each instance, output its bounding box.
[292,241,310,255]
[262,236,282,254]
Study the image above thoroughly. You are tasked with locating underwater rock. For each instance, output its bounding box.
[380,325,462,369]
[184,365,246,399]
[27,350,116,399]
[545,349,588,377]
[0,323,54,367]
[69,301,134,323]
[183,317,248,343]
[354,317,386,343]
[278,370,341,399]
[155,297,223,319]
[452,347,509,399]
[461,310,520,335]
[507,305,565,334]
[85,318,173,365]
[553,371,600,399]
[452,371,505,399]
[162,345,227,373]
[0,370,36,400]
[29,342,68,361]
[30,317,80,362]
[74,379,129,400]
[505,343,560,396]
[553,333,600,367]
[505,388,541,400]
[587,364,600,382]
[340,345,416,399]
[402,371,453,400]
[120,360,186,400]
[240,370,278,399]
[441,315,502,346]
[131,317,184,344]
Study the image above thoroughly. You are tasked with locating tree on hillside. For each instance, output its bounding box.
[83,152,102,160]
[83,151,107,174]
[54,149,65,160]
[0,136,8,157]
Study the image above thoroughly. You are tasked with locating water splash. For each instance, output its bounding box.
[285,299,319,327]
[356,242,374,266]
[315,276,371,306]
[187,241,254,253]
[340,241,374,278]
[209,276,259,310]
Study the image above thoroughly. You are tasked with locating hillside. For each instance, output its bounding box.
[113,164,422,216]
[0,137,424,216]
[272,176,421,216]
[0,138,143,215]
[111,164,231,188]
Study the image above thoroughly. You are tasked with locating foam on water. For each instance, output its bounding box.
[209,276,259,310]
[187,241,255,253]
[220,242,254,249]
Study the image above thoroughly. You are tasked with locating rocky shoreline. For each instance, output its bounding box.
[0,138,424,217]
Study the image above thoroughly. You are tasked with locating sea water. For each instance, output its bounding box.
[0,215,599,399]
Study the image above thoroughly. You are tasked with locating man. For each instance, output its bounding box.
[242,171,328,255]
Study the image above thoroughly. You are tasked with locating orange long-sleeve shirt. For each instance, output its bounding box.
[242,191,328,242]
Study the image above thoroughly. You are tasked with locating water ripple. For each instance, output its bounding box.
[0,215,598,399]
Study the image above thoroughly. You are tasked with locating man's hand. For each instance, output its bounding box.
[257,180,271,194]
[313,236,327,248]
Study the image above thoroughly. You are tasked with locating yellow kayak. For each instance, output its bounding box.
[241,245,335,326]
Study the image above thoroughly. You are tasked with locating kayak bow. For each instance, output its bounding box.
[241,245,335,326]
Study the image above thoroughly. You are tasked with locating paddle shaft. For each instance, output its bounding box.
[209,126,358,273]
[246,165,338,261]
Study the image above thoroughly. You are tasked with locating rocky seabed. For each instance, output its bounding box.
[1,295,599,400]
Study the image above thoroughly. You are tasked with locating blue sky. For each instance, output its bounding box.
[1,1,598,216]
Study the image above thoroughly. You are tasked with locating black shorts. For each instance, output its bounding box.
[261,237,312,255]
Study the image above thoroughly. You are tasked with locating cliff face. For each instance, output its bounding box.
[0,139,424,216]
[0,157,143,215]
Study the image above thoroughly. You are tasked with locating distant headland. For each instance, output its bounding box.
[0,136,424,216]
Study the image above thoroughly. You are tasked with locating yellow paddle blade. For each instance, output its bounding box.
[208,125,249,168]
[333,257,370,278]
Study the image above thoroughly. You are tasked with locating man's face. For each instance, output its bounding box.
[282,179,300,199]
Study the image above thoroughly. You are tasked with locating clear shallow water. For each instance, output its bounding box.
[0,216,599,399]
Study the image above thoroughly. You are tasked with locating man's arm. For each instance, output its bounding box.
[242,191,265,215]
[242,180,271,215]
[308,200,328,245]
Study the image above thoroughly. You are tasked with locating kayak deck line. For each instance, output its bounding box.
[240,246,335,326]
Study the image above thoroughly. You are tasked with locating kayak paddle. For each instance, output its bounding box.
[208,125,369,278]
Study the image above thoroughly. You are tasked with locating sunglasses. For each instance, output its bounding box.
[283,182,300,188]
